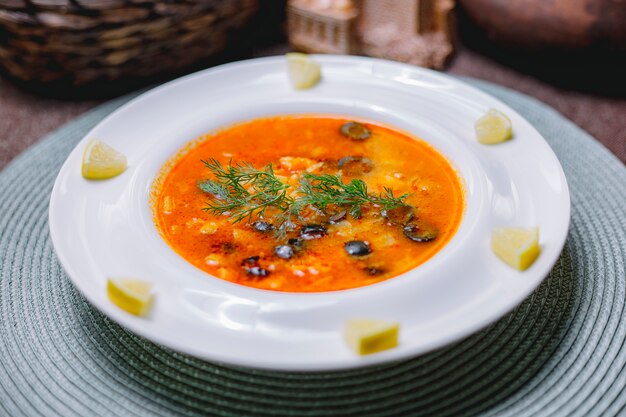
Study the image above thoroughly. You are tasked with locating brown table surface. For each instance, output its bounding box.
[1,43,624,172]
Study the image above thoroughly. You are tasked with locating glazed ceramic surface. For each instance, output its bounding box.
[49,55,570,371]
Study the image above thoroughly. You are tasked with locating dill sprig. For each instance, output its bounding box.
[198,159,411,236]
[296,173,409,219]
[199,158,293,225]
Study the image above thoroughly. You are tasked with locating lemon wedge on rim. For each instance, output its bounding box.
[286,52,321,90]
[491,227,540,271]
[344,319,399,355]
[82,140,127,179]
[475,108,513,144]
[107,278,154,316]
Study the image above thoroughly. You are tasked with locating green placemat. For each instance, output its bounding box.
[1,79,625,417]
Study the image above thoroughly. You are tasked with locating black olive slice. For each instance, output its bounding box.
[252,221,274,233]
[382,205,415,225]
[241,256,270,277]
[338,156,374,176]
[300,224,327,240]
[340,121,371,141]
[345,240,372,257]
[288,237,305,249]
[274,245,294,260]
[403,223,438,242]
[246,266,270,278]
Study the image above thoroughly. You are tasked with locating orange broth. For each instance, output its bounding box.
[153,115,464,292]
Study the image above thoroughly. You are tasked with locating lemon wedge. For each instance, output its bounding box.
[82,140,127,179]
[344,319,399,355]
[475,109,512,144]
[491,227,540,270]
[286,53,321,90]
[107,278,154,316]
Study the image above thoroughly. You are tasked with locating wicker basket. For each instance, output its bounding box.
[0,0,258,89]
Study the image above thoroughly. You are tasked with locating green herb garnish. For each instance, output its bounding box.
[198,158,293,223]
[198,159,410,237]
[297,173,409,219]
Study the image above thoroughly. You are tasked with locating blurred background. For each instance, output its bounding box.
[1,0,624,169]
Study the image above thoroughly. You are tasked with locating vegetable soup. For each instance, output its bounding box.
[153,115,464,292]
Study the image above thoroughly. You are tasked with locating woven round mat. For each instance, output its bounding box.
[1,79,625,417]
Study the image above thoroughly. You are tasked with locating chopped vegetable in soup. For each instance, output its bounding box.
[153,115,464,292]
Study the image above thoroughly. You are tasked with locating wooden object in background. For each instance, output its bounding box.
[287,0,455,69]
[460,0,626,51]
[0,0,258,87]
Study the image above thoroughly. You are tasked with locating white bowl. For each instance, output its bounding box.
[49,55,570,371]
